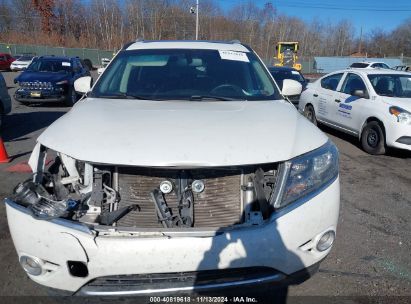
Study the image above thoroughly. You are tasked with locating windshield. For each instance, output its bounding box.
[92,49,280,101]
[18,56,33,61]
[368,74,411,98]
[27,59,72,73]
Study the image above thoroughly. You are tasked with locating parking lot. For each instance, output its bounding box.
[0,70,410,300]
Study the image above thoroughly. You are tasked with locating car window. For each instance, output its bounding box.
[320,73,343,91]
[368,74,411,98]
[350,63,368,68]
[341,73,367,95]
[93,49,281,101]
[18,56,33,61]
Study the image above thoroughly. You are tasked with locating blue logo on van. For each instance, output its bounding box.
[339,103,352,110]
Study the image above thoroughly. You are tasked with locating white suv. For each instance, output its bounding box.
[299,69,411,154]
[6,41,340,298]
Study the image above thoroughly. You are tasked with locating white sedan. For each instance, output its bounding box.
[10,55,35,71]
[299,69,411,154]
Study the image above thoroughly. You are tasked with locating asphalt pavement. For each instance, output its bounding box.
[0,71,410,302]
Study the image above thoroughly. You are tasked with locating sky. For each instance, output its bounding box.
[217,0,411,36]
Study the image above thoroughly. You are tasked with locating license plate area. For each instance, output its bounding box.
[30,91,42,97]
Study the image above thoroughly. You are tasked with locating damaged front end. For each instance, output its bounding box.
[11,144,286,231]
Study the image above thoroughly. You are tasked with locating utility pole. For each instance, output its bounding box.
[358,26,363,55]
[196,0,199,40]
[190,0,199,40]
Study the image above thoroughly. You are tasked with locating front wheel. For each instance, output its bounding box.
[65,87,78,107]
[360,121,386,155]
[304,104,317,126]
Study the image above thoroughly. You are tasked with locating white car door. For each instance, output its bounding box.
[314,72,345,123]
[333,72,371,134]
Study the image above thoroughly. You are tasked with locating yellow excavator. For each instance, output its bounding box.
[274,42,302,71]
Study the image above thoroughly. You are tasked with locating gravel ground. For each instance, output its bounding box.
[0,71,410,303]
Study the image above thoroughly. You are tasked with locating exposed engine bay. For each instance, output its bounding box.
[12,148,281,229]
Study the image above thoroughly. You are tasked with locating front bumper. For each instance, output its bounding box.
[6,177,340,294]
[14,88,67,103]
[385,122,411,151]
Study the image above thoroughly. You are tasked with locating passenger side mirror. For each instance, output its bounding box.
[281,79,302,96]
[352,89,369,99]
[74,76,92,94]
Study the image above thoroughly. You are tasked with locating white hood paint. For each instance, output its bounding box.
[382,98,411,112]
[37,98,328,166]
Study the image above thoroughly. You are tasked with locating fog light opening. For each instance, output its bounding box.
[19,255,43,276]
[68,261,89,278]
[316,230,335,252]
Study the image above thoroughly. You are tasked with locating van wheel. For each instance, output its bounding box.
[304,105,317,126]
[65,87,78,106]
[361,121,386,155]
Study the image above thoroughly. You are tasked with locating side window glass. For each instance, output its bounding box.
[320,73,343,91]
[342,73,367,95]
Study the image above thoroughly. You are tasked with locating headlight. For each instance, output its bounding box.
[273,141,339,209]
[30,197,78,220]
[56,80,68,85]
[389,106,411,124]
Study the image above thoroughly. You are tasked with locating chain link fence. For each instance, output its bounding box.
[0,43,115,67]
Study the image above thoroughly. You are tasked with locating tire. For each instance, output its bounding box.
[361,121,386,155]
[304,104,317,126]
[83,58,93,71]
[0,112,3,131]
[65,87,78,106]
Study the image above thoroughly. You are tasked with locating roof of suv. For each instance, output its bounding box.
[331,69,410,76]
[125,40,250,52]
[38,56,76,61]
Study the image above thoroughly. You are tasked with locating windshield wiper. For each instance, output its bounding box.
[96,93,149,100]
[189,95,245,101]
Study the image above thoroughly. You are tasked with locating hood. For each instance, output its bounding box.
[37,99,328,167]
[382,97,411,112]
[15,71,69,83]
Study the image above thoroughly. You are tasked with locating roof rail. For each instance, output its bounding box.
[122,38,144,50]
[229,39,241,44]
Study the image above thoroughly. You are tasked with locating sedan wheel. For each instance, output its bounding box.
[304,105,317,126]
[361,121,386,155]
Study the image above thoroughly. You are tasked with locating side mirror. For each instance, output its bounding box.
[352,89,369,99]
[282,79,302,96]
[74,76,92,94]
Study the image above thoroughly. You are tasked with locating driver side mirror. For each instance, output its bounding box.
[74,76,92,94]
[282,79,302,96]
[352,89,369,99]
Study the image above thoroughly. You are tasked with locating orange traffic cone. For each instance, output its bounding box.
[0,136,10,163]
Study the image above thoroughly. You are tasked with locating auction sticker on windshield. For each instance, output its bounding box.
[62,62,71,66]
[218,50,249,62]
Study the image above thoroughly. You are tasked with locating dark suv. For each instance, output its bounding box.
[268,66,307,106]
[14,56,90,106]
